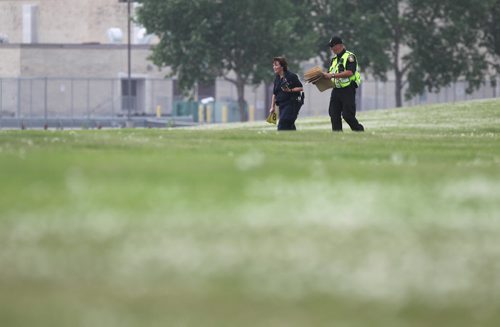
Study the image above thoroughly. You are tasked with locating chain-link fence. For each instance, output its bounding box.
[299,77,499,117]
[1,76,498,128]
[0,77,177,128]
[359,78,500,110]
[0,77,251,128]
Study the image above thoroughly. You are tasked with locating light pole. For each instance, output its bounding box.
[127,0,132,125]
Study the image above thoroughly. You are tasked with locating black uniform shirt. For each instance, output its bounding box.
[273,70,303,106]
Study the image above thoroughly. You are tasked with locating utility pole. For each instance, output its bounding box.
[127,0,132,126]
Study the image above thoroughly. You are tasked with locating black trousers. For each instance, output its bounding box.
[278,101,300,131]
[329,86,364,131]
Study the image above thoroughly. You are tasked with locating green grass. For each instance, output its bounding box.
[1,99,500,326]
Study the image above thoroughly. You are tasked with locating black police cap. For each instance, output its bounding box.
[328,36,343,47]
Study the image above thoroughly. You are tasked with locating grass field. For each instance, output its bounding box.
[1,99,500,326]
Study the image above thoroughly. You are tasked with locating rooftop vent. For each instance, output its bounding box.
[135,27,153,44]
[107,28,123,44]
[22,4,39,43]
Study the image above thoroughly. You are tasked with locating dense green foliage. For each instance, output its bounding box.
[1,99,500,326]
[311,0,500,107]
[137,0,317,120]
[138,0,499,110]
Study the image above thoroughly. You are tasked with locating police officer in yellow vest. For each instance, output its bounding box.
[322,36,364,131]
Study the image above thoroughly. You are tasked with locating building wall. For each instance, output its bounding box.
[0,1,22,43]
[0,0,137,44]
[13,44,163,78]
[0,47,21,76]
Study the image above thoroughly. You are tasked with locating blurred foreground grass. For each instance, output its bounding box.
[1,99,500,326]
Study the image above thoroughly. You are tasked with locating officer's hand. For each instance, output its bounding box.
[269,107,275,113]
[323,72,332,79]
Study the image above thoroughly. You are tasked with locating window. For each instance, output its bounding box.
[121,79,137,111]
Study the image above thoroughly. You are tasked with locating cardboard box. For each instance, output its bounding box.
[304,65,333,92]
[312,77,333,92]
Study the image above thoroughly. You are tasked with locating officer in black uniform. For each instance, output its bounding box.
[323,36,364,132]
[269,56,304,131]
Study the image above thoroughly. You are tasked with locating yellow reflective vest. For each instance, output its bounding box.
[328,50,362,88]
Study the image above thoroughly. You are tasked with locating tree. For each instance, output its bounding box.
[310,0,495,107]
[404,0,489,97]
[481,0,500,93]
[311,0,417,107]
[458,0,500,83]
[482,0,500,76]
[137,0,317,121]
[310,0,392,80]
